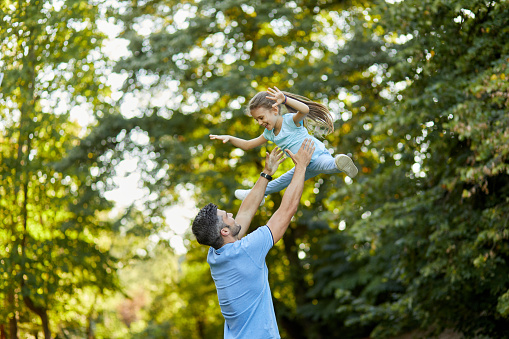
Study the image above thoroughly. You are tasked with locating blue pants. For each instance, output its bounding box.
[265,152,340,195]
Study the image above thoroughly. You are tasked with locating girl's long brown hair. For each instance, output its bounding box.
[246,90,334,137]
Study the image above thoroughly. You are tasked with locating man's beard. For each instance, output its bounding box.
[230,224,242,237]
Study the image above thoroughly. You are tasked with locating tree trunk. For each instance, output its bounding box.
[281,222,328,339]
[8,319,17,339]
[272,297,306,339]
[281,225,315,339]
[18,34,51,339]
[196,318,206,339]
[282,225,308,306]
[23,295,51,339]
[8,292,18,339]
[21,183,51,339]
[0,324,7,339]
[21,164,50,338]
[87,314,95,339]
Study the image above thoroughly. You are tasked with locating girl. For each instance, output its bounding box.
[210,87,358,204]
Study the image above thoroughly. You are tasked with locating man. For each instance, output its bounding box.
[192,139,315,339]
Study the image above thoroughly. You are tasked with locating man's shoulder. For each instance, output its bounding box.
[244,225,270,237]
[241,225,274,247]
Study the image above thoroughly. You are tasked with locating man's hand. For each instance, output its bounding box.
[263,147,286,176]
[285,138,314,170]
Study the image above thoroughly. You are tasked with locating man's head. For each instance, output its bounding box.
[192,203,242,249]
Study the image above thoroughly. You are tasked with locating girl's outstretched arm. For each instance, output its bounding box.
[267,86,309,126]
[209,134,267,150]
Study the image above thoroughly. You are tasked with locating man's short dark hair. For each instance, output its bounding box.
[192,203,224,249]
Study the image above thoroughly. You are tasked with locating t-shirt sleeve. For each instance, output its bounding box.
[284,113,300,128]
[241,226,274,267]
[262,129,273,142]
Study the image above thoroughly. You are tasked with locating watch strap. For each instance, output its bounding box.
[260,172,273,181]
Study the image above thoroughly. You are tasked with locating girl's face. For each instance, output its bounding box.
[251,106,280,131]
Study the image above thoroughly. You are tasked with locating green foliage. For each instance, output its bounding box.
[2,0,505,338]
[0,0,120,337]
[86,0,508,337]
[320,0,509,337]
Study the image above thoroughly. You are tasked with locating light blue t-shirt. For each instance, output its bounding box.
[207,226,280,339]
[263,113,328,162]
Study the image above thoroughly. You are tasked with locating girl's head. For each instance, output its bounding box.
[247,91,275,113]
[247,91,282,131]
[246,90,335,136]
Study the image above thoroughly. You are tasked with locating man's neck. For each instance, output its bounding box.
[221,236,238,247]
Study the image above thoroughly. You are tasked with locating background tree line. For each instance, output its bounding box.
[1,0,508,338]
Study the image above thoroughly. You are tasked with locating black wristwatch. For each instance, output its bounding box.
[260,172,273,181]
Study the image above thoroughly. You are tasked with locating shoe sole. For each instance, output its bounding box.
[235,189,265,206]
[235,190,248,200]
[335,154,358,178]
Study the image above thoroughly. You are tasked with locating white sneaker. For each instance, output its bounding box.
[335,154,358,178]
[235,189,266,206]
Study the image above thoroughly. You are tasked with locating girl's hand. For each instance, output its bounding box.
[209,134,231,143]
[266,87,286,108]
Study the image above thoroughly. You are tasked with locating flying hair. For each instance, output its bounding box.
[246,90,334,137]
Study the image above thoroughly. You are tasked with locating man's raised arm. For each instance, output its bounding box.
[267,139,314,244]
[234,147,285,239]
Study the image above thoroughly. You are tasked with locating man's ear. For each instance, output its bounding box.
[220,227,230,237]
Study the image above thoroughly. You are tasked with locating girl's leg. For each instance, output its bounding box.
[310,152,358,178]
[306,152,340,174]
[234,169,299,202]
[265,155,336,196]
[265,168,295,195]
[238,153,353,201]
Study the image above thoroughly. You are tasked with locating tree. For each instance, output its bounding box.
[0,0,119,337]
[98,0,378,336]
[66,0,509,337]
[302,0,509,337]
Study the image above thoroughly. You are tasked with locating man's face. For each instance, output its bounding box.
[217,209,241,237]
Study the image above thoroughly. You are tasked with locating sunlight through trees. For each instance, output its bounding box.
[1,0,508,338]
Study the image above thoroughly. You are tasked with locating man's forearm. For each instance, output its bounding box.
[235,175,269,238]
[279,165,306,213]
[265,164,307,244]
[243,175,269,207]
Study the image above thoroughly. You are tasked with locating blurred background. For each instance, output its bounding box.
[1,0,508,338]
